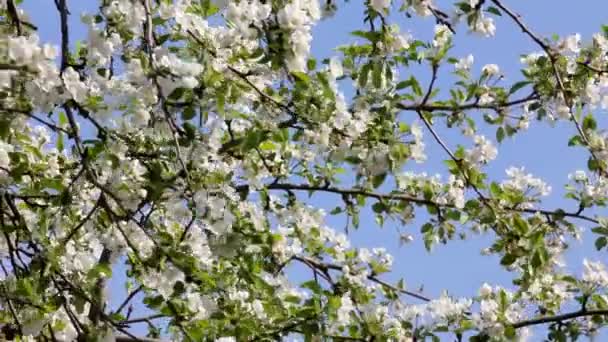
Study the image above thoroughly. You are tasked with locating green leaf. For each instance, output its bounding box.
[500,254,517,266]
[588,157,601,171]
[0,119,9,139]
[596,237,608,250]
[216,91,225,115]
[372,202,385,213]
[241,130,266,152]
[89,263,112,279]
[583,114,597,131]
[411,76,423,96]
[301,280,323,293]
[16,278,35,298]
[396,79,413,90]
[330,206,343,215]
[568,135,584,146]
[181,106,196,120]
[307,58,317,71]
[143,295,165,309]
[57,132,64,151]
[489,182,502,197]
[509,81,530,94]
[398,122,410,133]
[169,87,186,101]
[358,63,372,88]
[531,248,548,268]
[421,223,433,233]
[350,30,381,42]
[592,226,608,235]
[496,126,505,143]
[58,112,68,125]
[372,172,387,188]
[486,6,502,16]
[292,71,310,84]
[513,216,529,234]
[258,141,275,151]
[372,62,383,89]
[504,325,516,339]
[156,33,172,45]
[183,122,197,140]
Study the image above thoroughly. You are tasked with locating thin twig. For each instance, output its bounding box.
[1,285,23,336]
[294,256,431,302]
[119,314,167,325]
[0,106,71,135]
[115,285,144,314]
[397,92,540,113]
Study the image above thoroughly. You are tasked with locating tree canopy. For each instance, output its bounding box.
[2,0,608,341]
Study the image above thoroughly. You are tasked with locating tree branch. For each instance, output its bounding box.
[115,285,144,315]
[6,0,23,35]
[397,92,539,113]
[512,309,608,329]
[119,314,167,326]
[0,106,71,135]
[254,182,598,224]
[294,255,431,302]
[115,335,167,342]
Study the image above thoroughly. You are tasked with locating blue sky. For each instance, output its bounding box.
[20,0,608,339]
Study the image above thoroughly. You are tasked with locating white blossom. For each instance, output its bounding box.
[466,135,498,164]
[482,63,500,76]
[583,259,608,288]
[370,0,391,13]
[455,54,474,72]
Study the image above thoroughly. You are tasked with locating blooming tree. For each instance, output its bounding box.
[2,0,608,340]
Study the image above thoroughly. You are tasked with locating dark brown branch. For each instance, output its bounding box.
[62,197,102,244]
[115,336,166,342]
[490,0,549,50]
[0,64,27,71]
[5,0,37,32]
[1,286,23,336]
[6,0,23,35]
[53,272,164,341]
[186,30,312,130]
[512,309,608,329]
[56,0,70,71]
[578,62,608,75]
[141,0,184,136]
[427,6,455,34]
[119,314,167,325]
[415,64,491,210]
[397,92,540,113]
[254,182,598,224]
[0,106,71,135]
[115,285,144,315]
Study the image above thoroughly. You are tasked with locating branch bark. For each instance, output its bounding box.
[294,255,431,302]
[512,309,608,329]
[254,182,598,224]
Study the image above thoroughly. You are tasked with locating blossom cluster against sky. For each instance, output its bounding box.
[14,0,608,339]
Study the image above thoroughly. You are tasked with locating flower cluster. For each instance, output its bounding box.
[277,0,321,72]
[3,0,608,341]
[466,135,498,164]
[501,167,552,201]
